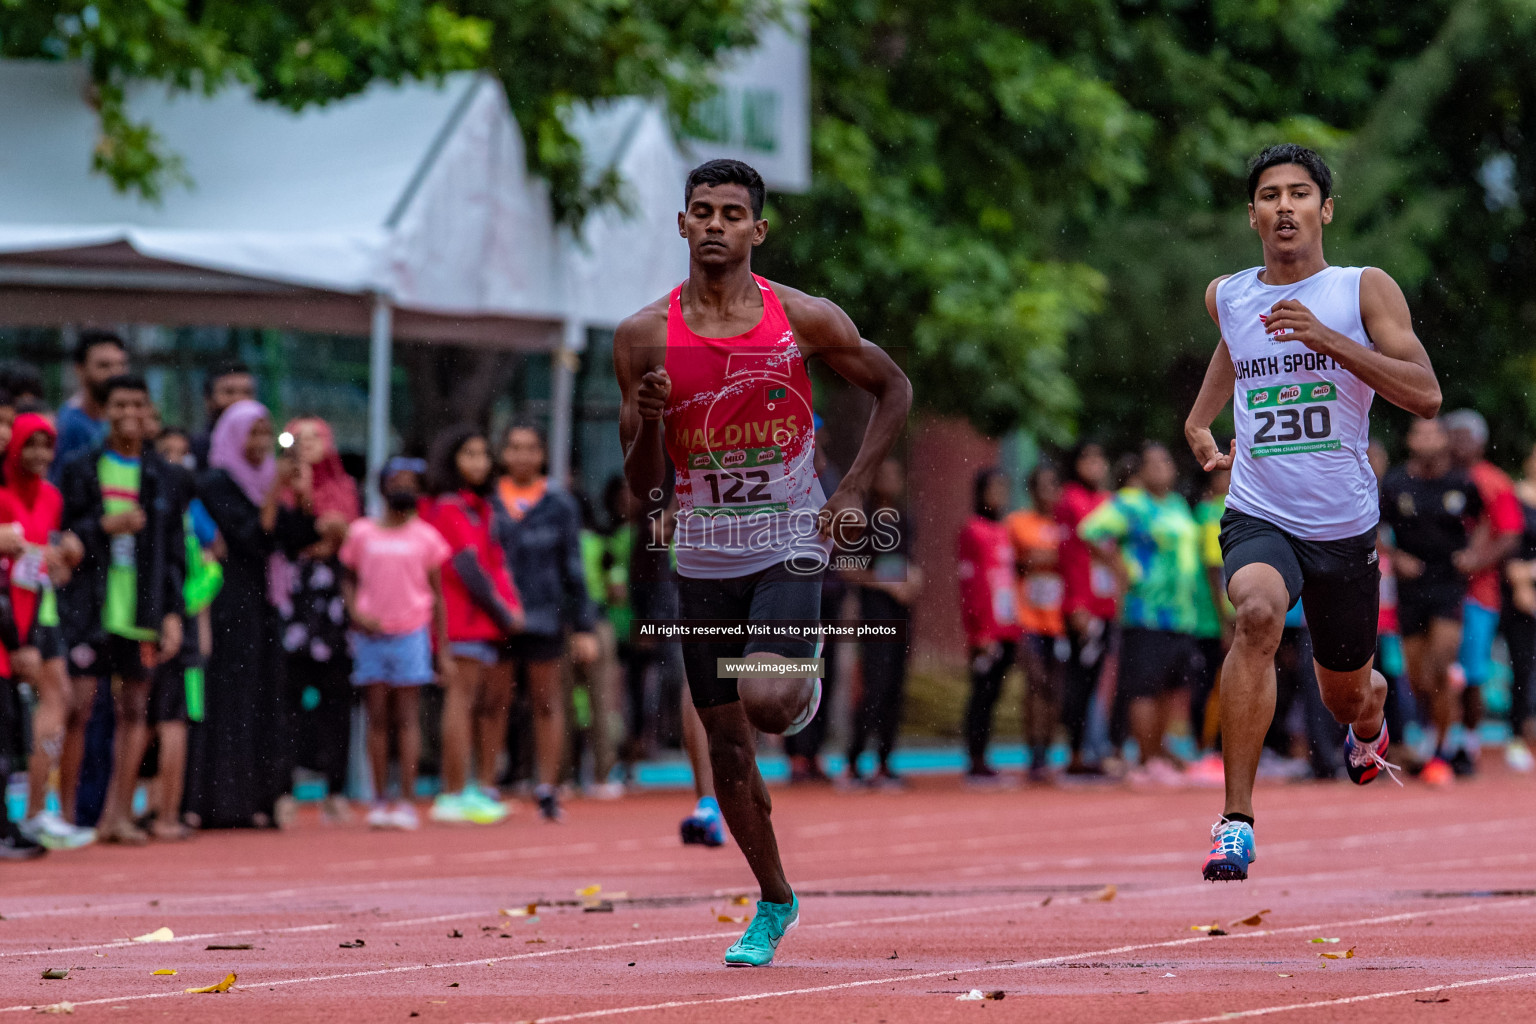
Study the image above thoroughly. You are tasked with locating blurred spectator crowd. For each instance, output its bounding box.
[3,331,1530,861]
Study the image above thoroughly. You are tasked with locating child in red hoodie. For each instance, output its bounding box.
[4,414,91,848]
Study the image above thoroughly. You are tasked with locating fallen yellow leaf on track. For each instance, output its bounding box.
[1318,946,1356,960]
[576,884,602,897]
[501,904,539,917]
[1230,909,1272,928]
[184,973,236,994]
[152,969,177,976]
[1083,884,1117,902]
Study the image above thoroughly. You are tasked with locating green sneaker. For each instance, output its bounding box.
[724,894,799,966]
[460,786,510,825]
[428,792,469,824]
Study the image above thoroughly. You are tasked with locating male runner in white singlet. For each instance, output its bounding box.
[614,160,911,962]
[1185,144,1443,881]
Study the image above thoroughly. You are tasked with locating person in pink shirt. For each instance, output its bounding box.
[338,457,453,831]
[957,467,1020,783]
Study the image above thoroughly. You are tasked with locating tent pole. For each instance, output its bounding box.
[366,293,394,515]
[549,318,580,488]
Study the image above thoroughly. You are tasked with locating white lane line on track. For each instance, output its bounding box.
[6,891,1531,1016]
[6,844,1532,960]
[1146,971,1536,1023]
[0,899,1058,1013]
[506,898,1536,1024]
[788,815,1530,891]
[0,908,522,959]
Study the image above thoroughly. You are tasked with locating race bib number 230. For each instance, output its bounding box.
[1246,380,1339,458]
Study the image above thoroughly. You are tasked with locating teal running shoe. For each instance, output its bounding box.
[724,894,799,966]
[461,786,511,824]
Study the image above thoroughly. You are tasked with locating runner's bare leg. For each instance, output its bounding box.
[1219,563,1289,818]
[698,700,791,904]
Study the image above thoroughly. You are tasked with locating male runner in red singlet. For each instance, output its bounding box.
[1185,144,1443,882]
[615,159,910,965]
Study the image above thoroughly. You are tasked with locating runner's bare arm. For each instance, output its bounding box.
[614,301,671,501]
[1184,276,1237,472]
[1259,267,1441,419]
[778,286,913,540]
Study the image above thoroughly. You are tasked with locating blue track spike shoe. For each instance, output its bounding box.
[1202,817,1256,882]
[680,796,726,847]
[1345,724,1403,786]
[724,894,799,966]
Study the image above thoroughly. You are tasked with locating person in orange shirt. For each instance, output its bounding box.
[1006,464,1067,782]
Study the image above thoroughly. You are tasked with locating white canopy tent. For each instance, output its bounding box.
[0,60,689,487]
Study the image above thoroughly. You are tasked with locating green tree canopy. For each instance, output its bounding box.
[762,0,1536,463]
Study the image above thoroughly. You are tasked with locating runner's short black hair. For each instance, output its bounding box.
[1247,144,1333,201]
[73,329,126,366]
[685,159,766,219]
[102,372,149,402]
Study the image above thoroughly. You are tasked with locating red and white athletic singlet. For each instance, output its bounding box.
[663,275,831,579]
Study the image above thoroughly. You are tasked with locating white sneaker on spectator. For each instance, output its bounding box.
[587,782,626,801]
[1507,741,1535,774]
[389,803,420,831]
[22,811,96,850]
[365,803,393,829]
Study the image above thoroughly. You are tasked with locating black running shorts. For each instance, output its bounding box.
[1218,509,1379,673]
[676,560,824,709]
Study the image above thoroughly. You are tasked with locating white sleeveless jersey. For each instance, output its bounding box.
[1217,265,1379,541]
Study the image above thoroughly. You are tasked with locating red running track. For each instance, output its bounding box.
[2,768,1535,1022]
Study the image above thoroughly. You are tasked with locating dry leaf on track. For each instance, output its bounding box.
[184,973,236,994]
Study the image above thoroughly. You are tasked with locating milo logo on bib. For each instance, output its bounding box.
[1310,383,1333,400]
[690,453,712,470]
[719,449,748,468]
[1277,385,1302,404]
